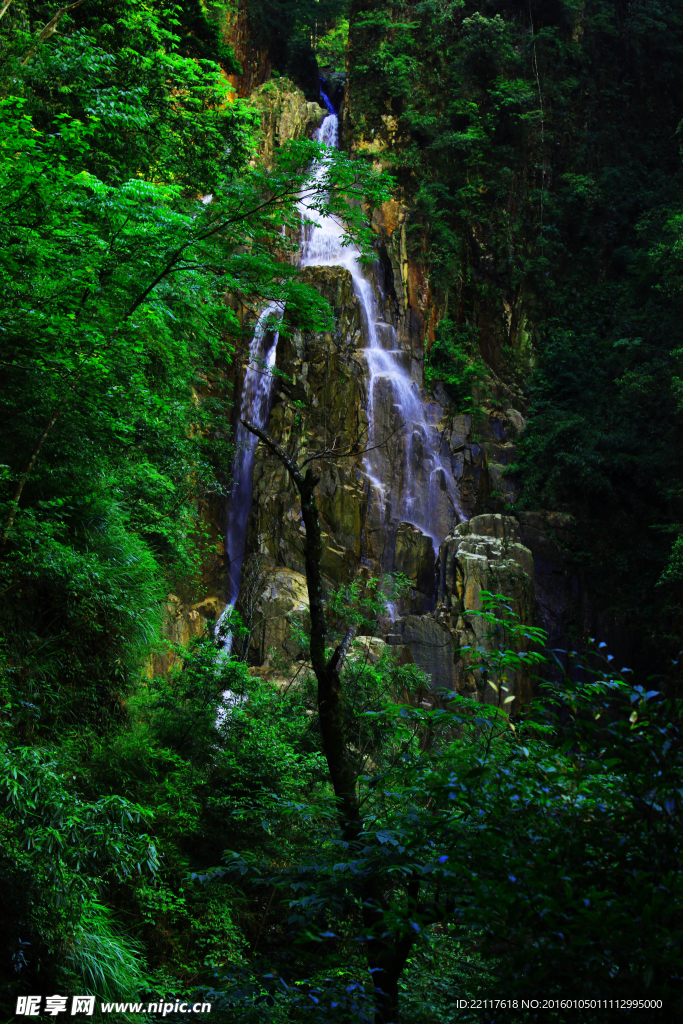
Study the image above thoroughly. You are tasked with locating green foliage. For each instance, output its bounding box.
[399,928,494,1024]
[64,902,149,1002]
[247,0,349,97]
[424,318,487,411]
[316,17,350,67]
[4,579,683,1018]
[0,740,158,1002]
[176,0,243,73]
[325,573,409,638]
[210,604,683,1019]
[0,744,159,898]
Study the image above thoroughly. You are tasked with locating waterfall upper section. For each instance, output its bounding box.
[300,112,466,588]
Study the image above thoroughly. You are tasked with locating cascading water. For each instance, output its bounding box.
[319,78,336,114]
[300,111,465,556]
[222,102,464,639]
[221,303,282,639]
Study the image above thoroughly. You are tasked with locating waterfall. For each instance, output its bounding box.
[221,109,464,643]
[300,112,465,554]
[319,79,336,114]
[218,302,282,648]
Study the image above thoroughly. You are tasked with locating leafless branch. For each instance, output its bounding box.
[240,418,304,486]
[299,421,406,467]
[21,0,89,64]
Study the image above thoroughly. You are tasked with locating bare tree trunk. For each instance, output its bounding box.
[299,464,363,833]
[241,418,360,830]
[240,419,417,1023]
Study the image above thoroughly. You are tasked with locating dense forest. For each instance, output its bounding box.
[1,1,682,1022]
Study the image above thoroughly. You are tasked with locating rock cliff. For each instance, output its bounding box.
[165,73,579,703]
[249,77,324,169]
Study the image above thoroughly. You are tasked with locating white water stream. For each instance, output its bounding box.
[217,303,281,654]
[300,112,464,552]
[221,107,464,642]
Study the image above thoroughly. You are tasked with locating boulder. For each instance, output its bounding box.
[248,568,309,666]
[250,77,324,170]
[386,615,456,692]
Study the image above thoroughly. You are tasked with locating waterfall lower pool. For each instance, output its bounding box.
[222,109,465,638]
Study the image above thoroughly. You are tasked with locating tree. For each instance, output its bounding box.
[238,419,544,1022]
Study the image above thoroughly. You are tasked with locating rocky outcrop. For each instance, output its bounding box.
[365,202,531,524]
[387,515,536,709]
[246,567,309,667]
[437,514,536,708]
[235,260,542,681]
[439,514,535,618]
[249,77,324,169]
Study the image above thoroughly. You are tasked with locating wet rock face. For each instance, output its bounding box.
[319,69,346,111]
[365,194,533,523]
[235,260,543,674]
[239,262,468,611]
[393,522,436,613]
[243,266,371,586]
[386,615,456,692]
